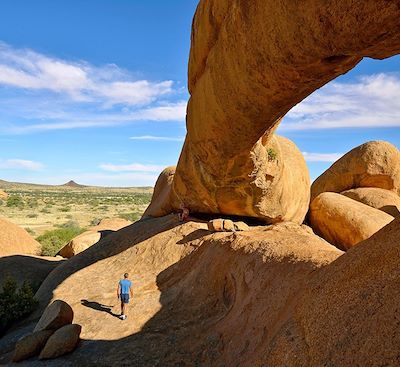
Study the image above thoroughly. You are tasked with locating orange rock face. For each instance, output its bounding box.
[309,192,394,250]
[146,1,400,223]
[0,217,41,257]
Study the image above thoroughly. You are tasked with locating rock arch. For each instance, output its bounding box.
[146,0,400,223]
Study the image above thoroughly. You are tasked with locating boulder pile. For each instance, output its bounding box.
[12,300,81,362]
[309,141,399,249]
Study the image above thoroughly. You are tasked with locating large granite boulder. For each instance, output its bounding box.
[34,300,73,333]
[341,187,400,217]
[39,324,81,360]
[0,217,41,257]
[12,330,53,362]
[309,192,394,250]
[311,141,400,202]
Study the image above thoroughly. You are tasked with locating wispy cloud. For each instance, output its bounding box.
[99,163,165,173]
[302,152,343,162]
[0,159,44,170]
[130,135,184,142]
[0,42,187,135]
[280,73,400,130]
[0,42,173,105]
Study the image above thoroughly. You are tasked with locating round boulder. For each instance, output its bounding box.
[39,324,81,360]
[341,187,400,217]
[311,141,400,202]
[34,300,73,333]
[13,330,53,362]
[309,192,394,250]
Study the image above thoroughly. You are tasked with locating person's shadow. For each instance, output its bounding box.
[81,299,120,318]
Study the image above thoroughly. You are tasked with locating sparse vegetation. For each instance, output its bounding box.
[6,195,24,208]
[0,277,38,335]
[267,148,278,161]
[0,182,152,242]
[119,212,141,222]
[37,223,86,256]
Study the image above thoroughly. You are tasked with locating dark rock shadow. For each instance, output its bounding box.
[81,300,120,318]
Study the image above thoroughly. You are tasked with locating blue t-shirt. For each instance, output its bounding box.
[119,279,132,295]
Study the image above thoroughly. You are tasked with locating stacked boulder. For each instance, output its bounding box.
[207,219,249,232]
[309,141,399,250]
[13,300,81,362]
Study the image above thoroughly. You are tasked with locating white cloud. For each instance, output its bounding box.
[0,159,44,170]
[130,135,184,142]
[280,73,400,130]
[0,100,187,134]
[0,41,175,106]
[99,163,165,173]
[302,152,343,162]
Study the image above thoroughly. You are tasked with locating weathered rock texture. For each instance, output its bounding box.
[341,187,400,217]
[34,300,73,333]
[143,166,177,218]
[309,192,394,250]
[39,324,81,360]
[13,330,53,362]
[144,1,400,223]
[0,217,41,257]
[2,216,400,366]
[59,218,132,258]
[311,141,400,202]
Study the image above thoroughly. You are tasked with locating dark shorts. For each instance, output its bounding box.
[121,294,130,304]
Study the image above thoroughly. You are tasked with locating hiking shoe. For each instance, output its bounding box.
[120,314,127,320]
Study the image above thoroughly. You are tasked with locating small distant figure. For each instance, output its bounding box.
[117,273,133,320]
[178,203,190,222]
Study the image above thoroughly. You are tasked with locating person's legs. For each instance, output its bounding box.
[120,294,129,319]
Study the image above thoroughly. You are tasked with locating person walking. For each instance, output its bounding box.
[117,273,133,320]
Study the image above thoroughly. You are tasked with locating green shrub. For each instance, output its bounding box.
[6,195,24,208]
[60,206,71,212]
[0,277,38,335]
[27,213,38,218]
[267,148,278,162]
[37,224,85,256]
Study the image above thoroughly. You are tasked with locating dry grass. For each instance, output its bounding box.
[0,181,153,237]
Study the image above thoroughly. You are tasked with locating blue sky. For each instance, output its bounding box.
[0,0,398,187]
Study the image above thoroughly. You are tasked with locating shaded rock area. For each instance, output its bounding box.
[59,218,132,258]
[39,324,81,360]
[34,300,74,333]
[0,255,64,289]
[0,217,41,257]
[10,300,80,363]
[13,330,53,362]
